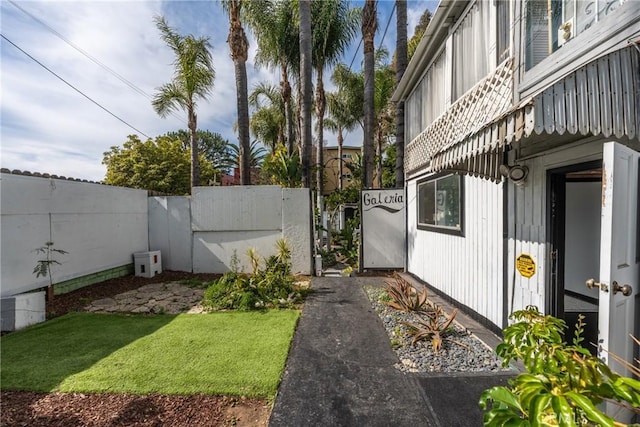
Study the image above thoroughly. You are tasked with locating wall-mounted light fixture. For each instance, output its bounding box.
[499,164,529,185]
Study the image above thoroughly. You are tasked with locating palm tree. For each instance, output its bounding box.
[395,0,408,188]
[249,82,286,151]
[326,89,359,190]
[244,0,299,155]
[152,16,215,189]
[311,0,359,198]
[229,140,267,169]
[373,50,396,187]
[362,0,377,188]
[299,0,313,188]
[222,0,251,185]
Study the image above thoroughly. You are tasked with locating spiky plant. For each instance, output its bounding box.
[403,306,459,352]
[246,247,260,275]
[274,238,291,264]
[384,274,430,313]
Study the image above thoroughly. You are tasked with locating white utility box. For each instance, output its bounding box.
[133,251,162,278]
[1,291,46,331]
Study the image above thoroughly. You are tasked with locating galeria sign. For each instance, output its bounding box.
[362,190,404,213]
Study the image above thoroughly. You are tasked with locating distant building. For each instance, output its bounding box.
[322,145,361,195]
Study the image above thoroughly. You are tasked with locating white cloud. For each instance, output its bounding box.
[0,0,280,181]
[1,0,395,181]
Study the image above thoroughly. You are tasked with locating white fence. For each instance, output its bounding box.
[1,174,313,299]
[149,186,313,275]
[0,173,149,297]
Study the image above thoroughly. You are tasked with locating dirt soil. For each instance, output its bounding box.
[1,271,272,427]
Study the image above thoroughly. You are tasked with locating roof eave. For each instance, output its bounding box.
[391,0,469,103]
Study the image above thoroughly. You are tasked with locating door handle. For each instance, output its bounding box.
[612,281,633,296]
[586,278,608,292]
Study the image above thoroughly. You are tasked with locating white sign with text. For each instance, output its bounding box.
[361,188,405,269]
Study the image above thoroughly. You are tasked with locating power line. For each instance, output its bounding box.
[1,33,151,139]
[7,0,187,127]
[377,2,396,53]
[348,37,363,70]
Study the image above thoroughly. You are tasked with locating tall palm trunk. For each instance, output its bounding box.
[299,0,313,189]
[375,127,382,188]
[188,107,200,187]
[281,62,295,156]
[337,124,344,190]
[315,70,326,198]
[395,0,407,188]
[228,0,251,185]
[362,0,377,188]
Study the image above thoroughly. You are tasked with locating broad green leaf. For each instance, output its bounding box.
[479,387,523,412]
[529,394,552,427]
[550,396,576,427]
[566,391,615,427]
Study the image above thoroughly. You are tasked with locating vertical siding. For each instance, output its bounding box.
[508,155,547,314]
[506,141,605,316]
[407,175,504,328]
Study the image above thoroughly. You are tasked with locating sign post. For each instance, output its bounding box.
[361,188,405,269]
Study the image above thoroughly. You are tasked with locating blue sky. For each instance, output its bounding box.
[1,0,437,182]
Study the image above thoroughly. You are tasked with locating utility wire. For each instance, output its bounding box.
[1,33,151,139]
[348,37,363,71]
[7,0,187,127]
[377,2,395,53]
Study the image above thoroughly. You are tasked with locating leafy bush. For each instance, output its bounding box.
[479,306,640,426]
[203,239,307,311]
[317,247,337,268]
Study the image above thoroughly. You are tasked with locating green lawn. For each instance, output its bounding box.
[1,311,299,397]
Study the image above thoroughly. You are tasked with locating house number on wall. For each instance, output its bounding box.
[516,253,536,278]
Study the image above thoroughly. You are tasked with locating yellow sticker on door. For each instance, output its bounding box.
[516,254,536,278]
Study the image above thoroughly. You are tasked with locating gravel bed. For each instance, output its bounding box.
[364,286,512,374]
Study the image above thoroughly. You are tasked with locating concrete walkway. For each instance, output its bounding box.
[269,276,514,427]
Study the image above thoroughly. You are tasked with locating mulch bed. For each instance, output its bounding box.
[1,271,271,427]
[0,391,269,427]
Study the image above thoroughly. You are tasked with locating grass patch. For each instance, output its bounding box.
[1,311,299,397]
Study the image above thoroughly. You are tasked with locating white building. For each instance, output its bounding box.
[393,1,639,417]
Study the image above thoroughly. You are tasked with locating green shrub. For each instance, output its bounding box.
[203,240,307,311]
[479,306,640,426]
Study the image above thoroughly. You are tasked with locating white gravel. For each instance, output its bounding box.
[364,286,512,374]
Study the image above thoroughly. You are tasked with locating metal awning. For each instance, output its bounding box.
[407,46,640,181]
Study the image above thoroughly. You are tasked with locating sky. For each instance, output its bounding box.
[1,0,437,182]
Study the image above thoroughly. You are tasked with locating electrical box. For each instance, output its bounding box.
[133,251,162,278]
[1,291,46,331]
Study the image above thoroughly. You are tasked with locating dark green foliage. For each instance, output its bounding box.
[317,247,337,268]
[331,216,360,266]
[479,306,640,426]
[203,240,307,311]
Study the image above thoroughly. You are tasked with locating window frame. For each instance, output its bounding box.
[416,173,465,236]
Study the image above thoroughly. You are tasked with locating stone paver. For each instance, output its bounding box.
[84,282,205,314]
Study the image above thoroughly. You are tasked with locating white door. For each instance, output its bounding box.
[597,142,639,421]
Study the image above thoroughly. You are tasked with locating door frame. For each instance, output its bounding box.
[546,160,602,319]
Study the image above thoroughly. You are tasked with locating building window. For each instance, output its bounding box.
[525,0,626,70]
[496,0,510,63]
[341,153,352,159]
[417,174,464,234]
[452,0,492,100]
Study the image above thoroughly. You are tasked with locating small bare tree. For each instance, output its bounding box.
[33,241,68,302]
